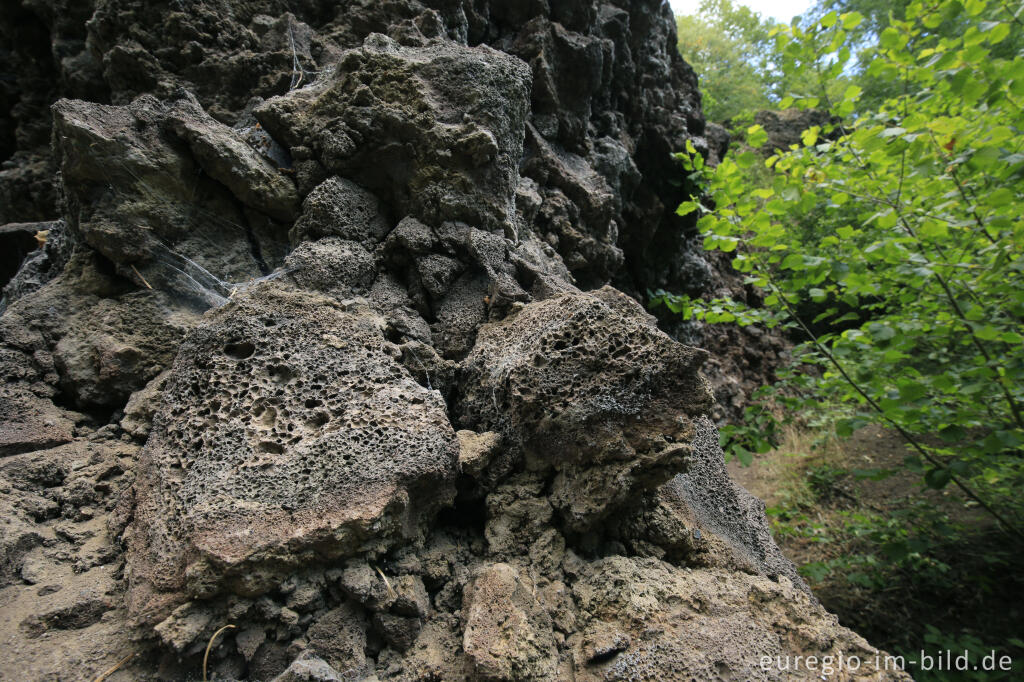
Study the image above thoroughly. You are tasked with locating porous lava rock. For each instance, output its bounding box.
[256,35,532,238]
[459,287,714,531]
[52,93,294,305]
[126,282,458,623]
[566,556,891,681]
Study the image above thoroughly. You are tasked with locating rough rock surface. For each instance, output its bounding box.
[753,108,841,155]
[0,1,908,680]
[126,283,459,623]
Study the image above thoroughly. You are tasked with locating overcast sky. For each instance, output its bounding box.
[668,0,813,22]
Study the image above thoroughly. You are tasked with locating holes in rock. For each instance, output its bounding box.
[224,341,256,359]
[258,441,284,454]
[306,412,329,429]
[268,364,295,383]
[436,493,487,534]
[254,403,277,427]
[304,398,322,409]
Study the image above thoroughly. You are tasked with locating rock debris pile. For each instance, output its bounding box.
[0,0,905,679]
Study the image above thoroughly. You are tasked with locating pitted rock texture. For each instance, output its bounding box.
[566,556,902,681]
[0,1,903,680]
[126,282,458,623]
[459,287,714,531]
[256,36,532,238]
[3,0,723,297]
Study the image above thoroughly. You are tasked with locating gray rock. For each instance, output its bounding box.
[125,282,458,622]
[0,252,196,410]
[272,651,347,682]
[459,287,713,531]
[257,36,531,237]
[0,221,71,313]
[120,370,170,440]
[306,604,368,675]
[568,556,896,681]
[372,612,421,652]
[462,562,558,681]
[153,602,212,652]
[290,177,391,246]
[285,237,377,298]
[52,94,290,306]
[163,90,299,222]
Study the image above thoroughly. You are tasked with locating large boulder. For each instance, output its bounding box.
[256,35,532,238]
[567,556,910,680]
[458,286,713,531]
[125,282,459,622]
[52,93,296,306]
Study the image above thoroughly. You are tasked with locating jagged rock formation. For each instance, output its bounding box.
[0,1,907,680]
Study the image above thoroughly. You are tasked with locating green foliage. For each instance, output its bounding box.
[667,0,1024,538]
[915,627,1023,681]
[676,12,770,121]
[675,0,816,120]
[816,0,1024,107]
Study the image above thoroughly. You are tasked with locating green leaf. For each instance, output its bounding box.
[841,12,863,30]
[676,201,698,217]
[868,323,896,342]
[924,467,952,489]
[973,324,1000,341]
[842,84,862,102]
[939,425,968,442]
[879,27,904,50]
[964,0,987,16]
[898,381,927,402]
[747,125,768,148]
[987,22,1011,44]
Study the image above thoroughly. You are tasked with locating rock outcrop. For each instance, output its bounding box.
[753,108,841,155]
[0,1,907,680]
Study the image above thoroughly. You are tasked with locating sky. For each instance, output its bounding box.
[668,0,814,23]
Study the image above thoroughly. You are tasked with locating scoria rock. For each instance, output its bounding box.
[0,1,907,681]
[126,281,458,623]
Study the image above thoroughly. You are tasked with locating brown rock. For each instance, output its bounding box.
[462,562,558,681]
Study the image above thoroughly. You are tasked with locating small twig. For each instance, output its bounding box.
[203,624,236,681]
[372,564,397,600]
[130,264,153,290]
[93,653,135,682]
